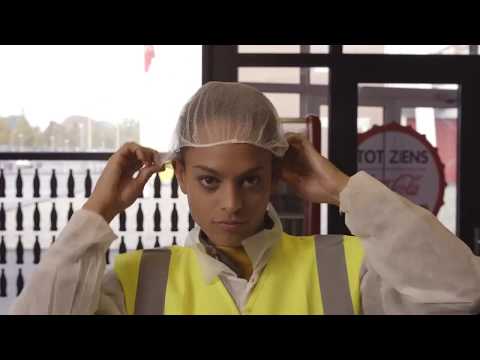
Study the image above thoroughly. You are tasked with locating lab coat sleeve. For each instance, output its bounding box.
[339,171,480,314]
[9,209,125,315]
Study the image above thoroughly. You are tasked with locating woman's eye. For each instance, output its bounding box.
[199,176,219,188]
[243,176,260,187]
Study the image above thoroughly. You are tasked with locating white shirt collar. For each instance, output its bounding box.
[183,203,284,284]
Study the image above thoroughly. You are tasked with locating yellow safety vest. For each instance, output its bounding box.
[114,233,364,315]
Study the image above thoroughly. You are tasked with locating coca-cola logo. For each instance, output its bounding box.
[358,123,446,215]
[381,174,422,196]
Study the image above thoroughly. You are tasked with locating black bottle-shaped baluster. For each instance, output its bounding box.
[172,236,177,246]
[154,173,161,198]
[84,169,92,198]
[171,175,178,198]
[136,236,143,250]
[50,169,57,198]
[119,236,127,254]
[16,202,23,231]
[67,202,74,221]
[171,203,178,232]
[136,203,144,231]
[67,169,75,198]
[188,212,195,231]
[0,269,6,297]
[33,202,41,231]
[119,210,126,231]
[16,236,23,264]
[50,203,57,231]
[0,203,5,231]
[17,269,24,296]
[33,169,40,198]
[154,203,161,232]
[33,235,41,264]
[105,248,110,265]
[0,236,6,264]
[0,169,5,197]
[51,235,56,245]
[154,236,160,248]
[16,168,23,198]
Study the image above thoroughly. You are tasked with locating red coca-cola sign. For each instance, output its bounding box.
[358,123,447,215]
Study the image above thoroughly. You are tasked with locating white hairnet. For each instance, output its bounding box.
[164,81,289,162]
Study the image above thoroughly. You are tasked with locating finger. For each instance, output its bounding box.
[287,133,319,159]
[135,148,156,166]
[282,142,304,164]
[285,137,309,156]
[153,152,169,167]
[118,142,141,157]
[280,168,302,186]
[284,132,296,138]
[135,151,149,167]
[284,132,307,144]
[107,146,142,176]
[136,163,165,187]
[136,146,162,167]
[122,157,144,178]
[113,143,141,169]
[126,150,166,179]
[118,142,157,165]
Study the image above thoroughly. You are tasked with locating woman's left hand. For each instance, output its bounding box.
[280,133,350,206]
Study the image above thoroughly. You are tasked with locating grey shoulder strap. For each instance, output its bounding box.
[314,235,354,315]
[135,248,172,315]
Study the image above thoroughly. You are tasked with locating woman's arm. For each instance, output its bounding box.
[10,209,119,314]
[10,142,164,314]
[281,133,480,314]
[341,172,480,314]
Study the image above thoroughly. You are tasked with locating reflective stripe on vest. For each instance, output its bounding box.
[135,249,171,315]
[115,234,363,315]
[314,235,354,315]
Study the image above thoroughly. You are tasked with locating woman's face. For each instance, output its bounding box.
[173,144,278,247]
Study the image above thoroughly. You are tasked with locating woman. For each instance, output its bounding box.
[11,82,480,314]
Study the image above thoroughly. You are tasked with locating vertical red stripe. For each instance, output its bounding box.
[144,45,155,72]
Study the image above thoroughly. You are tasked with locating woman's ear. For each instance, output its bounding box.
[172,158,187,194]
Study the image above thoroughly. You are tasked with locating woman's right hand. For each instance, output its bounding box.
[82,142,166,223]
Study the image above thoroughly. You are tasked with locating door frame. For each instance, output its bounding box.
[203,45,480,249]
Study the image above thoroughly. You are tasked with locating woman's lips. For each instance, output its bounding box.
[214,221,247,232]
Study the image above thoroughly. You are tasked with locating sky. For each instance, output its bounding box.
[0,45,457,151]
[0,45,202,151]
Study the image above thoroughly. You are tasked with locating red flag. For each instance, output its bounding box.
[144,45,155,72]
